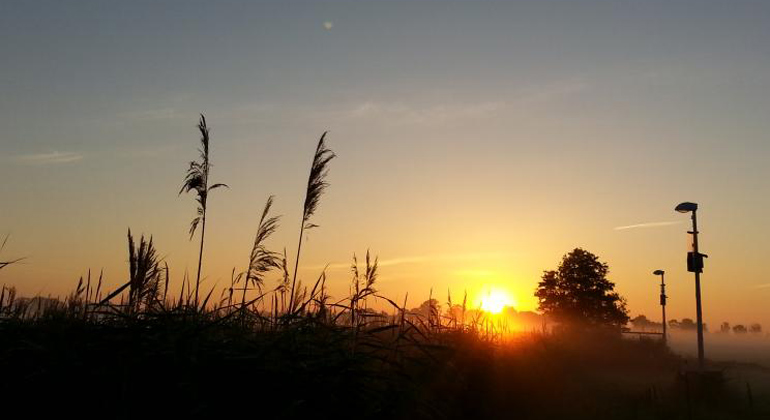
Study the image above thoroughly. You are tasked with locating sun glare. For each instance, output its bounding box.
[479,289,513,314]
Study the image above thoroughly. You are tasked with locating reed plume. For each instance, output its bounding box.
[241,195,282,308]
[179,114,228,308]
[349,249,378,328]
[289,132,335,311]
[127,229,163,312]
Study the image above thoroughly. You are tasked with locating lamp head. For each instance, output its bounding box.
[653,270,665,276]
[675,202,698,213]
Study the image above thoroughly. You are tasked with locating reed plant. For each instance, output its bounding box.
[289,132,335,311]
[243,196,281,301]
[180,114,228,308]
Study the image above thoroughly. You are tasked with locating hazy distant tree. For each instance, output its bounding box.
[733,324,748,334]
[678,318,697,331]
[411,299,441,325]
[631,315,662,332]
[631,315,651,331]
[535,248,629,328]
[750,323,762,334]
[720,322,731,333]
[180,115,228,307]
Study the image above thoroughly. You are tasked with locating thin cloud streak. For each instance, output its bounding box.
[16,151,84,165]
[753,283,770,289]
[614,221,682,231]
[307,252,505,271]
[336,101,508,125]
[517,79,588,104]
[217,79,588,126]
[316,80,588,124]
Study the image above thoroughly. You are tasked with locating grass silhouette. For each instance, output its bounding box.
[0,234,24,271]
[179,114,228,308]
[0,118,767,419]
[290,131,335,312]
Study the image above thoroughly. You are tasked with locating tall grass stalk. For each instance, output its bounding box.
[289,132,335,311]
[179,114,228,308]
[241,196,281,310]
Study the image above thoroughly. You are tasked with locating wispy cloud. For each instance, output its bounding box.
[614,221,681,231]
[332,100,508,125]
[15,151,84,165]
[307,252,505,271]
[518,79,589,104]
[321,79,587,124]
[753,283,770,289]
[219,79,588,127]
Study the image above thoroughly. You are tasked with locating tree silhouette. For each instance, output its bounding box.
[535,248,629,328]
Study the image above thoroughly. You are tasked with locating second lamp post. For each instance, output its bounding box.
[653,270,667,345]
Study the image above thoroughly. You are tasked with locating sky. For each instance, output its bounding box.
[1,1,770,329]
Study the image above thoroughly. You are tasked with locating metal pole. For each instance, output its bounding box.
[660,273,667,345]
[691,210,705,369]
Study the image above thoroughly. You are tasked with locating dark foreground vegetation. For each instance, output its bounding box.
[1,297,767,419]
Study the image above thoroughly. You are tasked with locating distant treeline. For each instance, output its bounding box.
[632,314,764,335]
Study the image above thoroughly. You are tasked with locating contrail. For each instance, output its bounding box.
[614,221,682,231]
[15,151,84,165]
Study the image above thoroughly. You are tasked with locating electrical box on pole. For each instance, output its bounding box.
[687,252,707,273]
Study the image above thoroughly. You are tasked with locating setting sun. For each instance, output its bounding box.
[478,288,514,314]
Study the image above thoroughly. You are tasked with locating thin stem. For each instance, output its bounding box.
[195,211,206,308]
[241,279,248,310]
[289,220,305,313]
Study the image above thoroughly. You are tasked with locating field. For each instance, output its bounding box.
[1,286,767,419]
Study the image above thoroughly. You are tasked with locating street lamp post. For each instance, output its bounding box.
[653,270,667,345]
[675,202,706,369]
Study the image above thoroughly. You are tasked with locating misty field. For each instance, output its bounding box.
[1,119,768,419]
[1,294,768,419]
